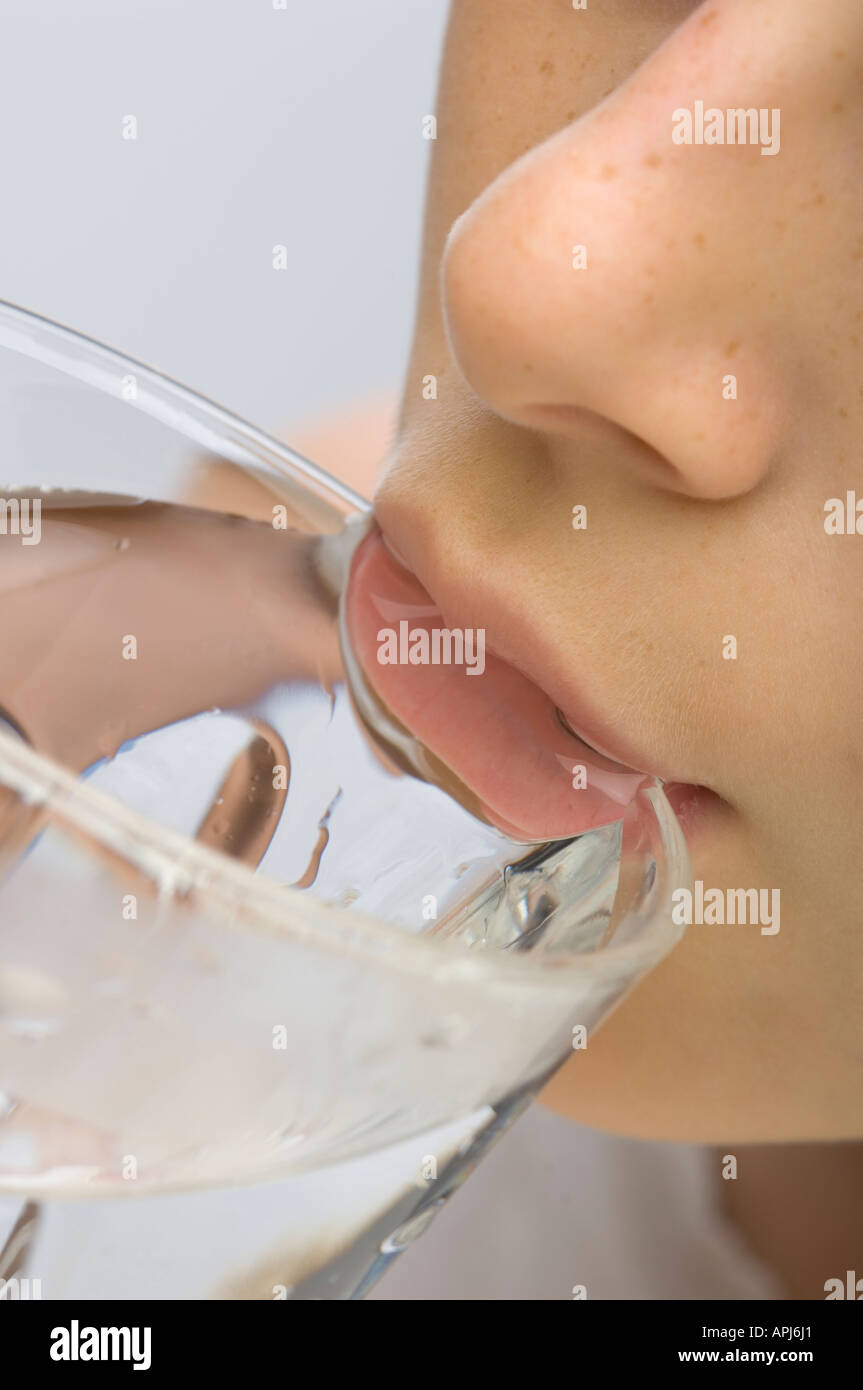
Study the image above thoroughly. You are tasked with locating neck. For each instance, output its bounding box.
[716,1141,863,1299]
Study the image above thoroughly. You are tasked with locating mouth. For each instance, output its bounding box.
[342,524,715,843]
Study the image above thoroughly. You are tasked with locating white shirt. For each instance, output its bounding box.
[370,1104,784,1301]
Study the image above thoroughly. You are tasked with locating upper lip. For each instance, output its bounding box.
[375,519,694,789]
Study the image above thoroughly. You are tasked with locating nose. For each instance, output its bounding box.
[440,17,787,501]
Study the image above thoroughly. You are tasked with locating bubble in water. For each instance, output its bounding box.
[379,1200,445,1254]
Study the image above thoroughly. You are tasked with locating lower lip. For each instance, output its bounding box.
[663,781,725,842]
[344,528,678,842]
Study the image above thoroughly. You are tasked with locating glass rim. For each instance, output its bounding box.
[0,296,369,518]
[0,299,691,986]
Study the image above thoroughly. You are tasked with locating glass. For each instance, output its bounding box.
[0,301,691,1299]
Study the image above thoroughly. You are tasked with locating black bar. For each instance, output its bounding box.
[1,1298,857,1375]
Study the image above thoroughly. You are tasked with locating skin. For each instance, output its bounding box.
[372,0,863,1154]
[366,0,863,1295]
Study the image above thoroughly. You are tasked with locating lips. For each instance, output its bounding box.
[343,526,653,842]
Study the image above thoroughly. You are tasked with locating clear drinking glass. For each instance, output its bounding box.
[0,301,691,1299]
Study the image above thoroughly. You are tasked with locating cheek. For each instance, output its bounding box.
[537,810,831,1143]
